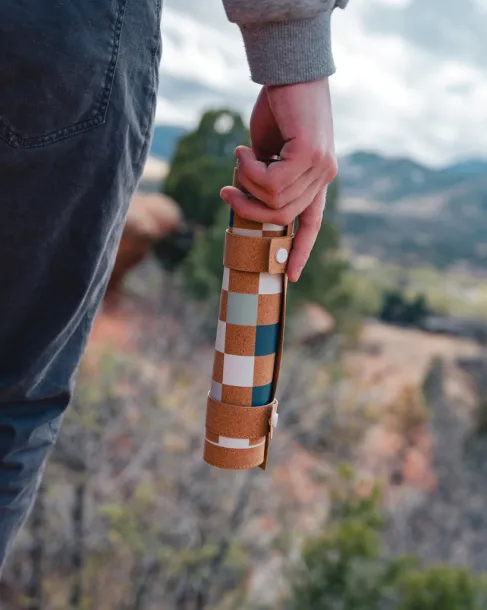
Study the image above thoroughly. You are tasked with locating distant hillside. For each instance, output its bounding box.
[150,124,187,161]
[339,151,487,270]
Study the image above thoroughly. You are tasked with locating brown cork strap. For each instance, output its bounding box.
[206,394,277,439]
[204,395,279,470]
[223,230,293,275]
[204,443,267,470]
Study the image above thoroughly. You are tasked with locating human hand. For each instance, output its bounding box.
[220,77,337,282]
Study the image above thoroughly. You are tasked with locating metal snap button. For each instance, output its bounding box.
[275,248,288,264]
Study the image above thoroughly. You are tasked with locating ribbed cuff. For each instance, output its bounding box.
[239,12,335,86]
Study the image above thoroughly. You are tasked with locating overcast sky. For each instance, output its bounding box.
[158,0,487,167]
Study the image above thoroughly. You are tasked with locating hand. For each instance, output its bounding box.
[220,78,337,282]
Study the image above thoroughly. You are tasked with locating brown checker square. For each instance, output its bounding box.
[206,430,220,443]
[221,385,253,406]
[257,293,282,325]
[212,350,224,383]
[232,214,263,231]
[249,436,266,446]
[228,269,260,294]
[225,324,256,356]
[263,230,285,237]
[219,290,228,322]
[253,353,276,387]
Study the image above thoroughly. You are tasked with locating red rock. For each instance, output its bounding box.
[108,192,181,295]
[289,303,335,344]
[402,447,437,491]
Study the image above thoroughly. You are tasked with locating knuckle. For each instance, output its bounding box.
[326,155,338,180]
[311,146,326,166]
[268,195,284,210]
[275,210,294,226]
[266,175,280,196]
[312,148,338,176]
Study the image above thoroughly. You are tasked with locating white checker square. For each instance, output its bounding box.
[222,267,230,291]
[233,228,263,237]
[258,272,283,295]
[219,436,251,449]
[223,354,255,387]
[215,320,226,353]
[263,223,285,232]
[210,380,222,401]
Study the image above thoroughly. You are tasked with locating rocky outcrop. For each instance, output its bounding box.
[288,303,335,345]
[108,193,181,295]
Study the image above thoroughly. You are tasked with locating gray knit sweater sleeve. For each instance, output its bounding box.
[222,0,348,85]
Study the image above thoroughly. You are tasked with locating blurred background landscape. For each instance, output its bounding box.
[3,0,487,608]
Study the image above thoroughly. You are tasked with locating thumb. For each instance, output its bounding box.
[250,87,283,159]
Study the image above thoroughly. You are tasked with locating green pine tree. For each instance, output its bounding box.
[163,109,249,228]
[285,470,487,610]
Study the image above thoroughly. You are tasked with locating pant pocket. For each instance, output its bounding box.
[0,0,128,149]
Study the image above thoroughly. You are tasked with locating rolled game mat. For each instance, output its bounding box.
[203,167,294,470]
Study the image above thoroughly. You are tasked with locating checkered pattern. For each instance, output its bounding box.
[209,212,285,423]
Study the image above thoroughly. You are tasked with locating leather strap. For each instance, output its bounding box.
[206,394,277,439]
[224,230,293,275]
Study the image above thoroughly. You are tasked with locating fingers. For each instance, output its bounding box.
[287,188,327,283]
[237,162,322,211]
[220,182,328,283]
[220,181,328,283]
[235,144,337,210]
[222,122,336,282]
[221,178,323,227]
[236,144,310,194]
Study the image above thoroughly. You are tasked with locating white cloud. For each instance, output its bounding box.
[373,0,411,6]
[161,9,250,93]
[157,6,259,128]
[156,1,487,166]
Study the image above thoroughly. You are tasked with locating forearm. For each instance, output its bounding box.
[222,0,348,85]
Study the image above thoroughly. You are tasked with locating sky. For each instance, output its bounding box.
[158,0,487,167]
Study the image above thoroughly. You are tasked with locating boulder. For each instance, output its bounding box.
[289,303,335,345]
[108,193,181,294]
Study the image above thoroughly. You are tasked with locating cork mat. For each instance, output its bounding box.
[204,168,292,470]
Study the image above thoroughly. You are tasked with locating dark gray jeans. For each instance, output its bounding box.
[0,0,162,569]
